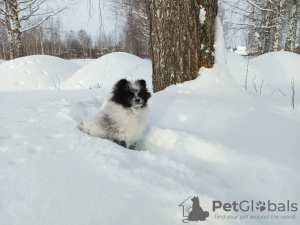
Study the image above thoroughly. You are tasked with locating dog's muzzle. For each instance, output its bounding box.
[132,97,143,108]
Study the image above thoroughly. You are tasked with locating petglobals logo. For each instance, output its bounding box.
[179,196,209,223]
[178,197,298,223]
[212,200,298,212]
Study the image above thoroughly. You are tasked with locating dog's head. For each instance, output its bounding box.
[111,79,151,108]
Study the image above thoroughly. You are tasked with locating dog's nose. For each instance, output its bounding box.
[135,99,141,104]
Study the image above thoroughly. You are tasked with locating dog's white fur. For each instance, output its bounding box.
[79,99,149,148]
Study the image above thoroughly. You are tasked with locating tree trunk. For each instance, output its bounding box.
[1,41,6,60]
[39,26,45,55]
[273,0,285,51]
[2,0,14,59]
[249,4,261,53]
[7,31,14,59]
[263,2,272,54]
[284,0,299,52]
[9,0,24,58]
[147,0,218,92]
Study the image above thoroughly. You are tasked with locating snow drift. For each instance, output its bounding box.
[251,51,300,86]
[227,51,300,99]
[0,55,80,91]
[62,52,152,91]
[69,59,95,67]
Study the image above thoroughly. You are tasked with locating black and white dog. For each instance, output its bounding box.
[78,79,151,150]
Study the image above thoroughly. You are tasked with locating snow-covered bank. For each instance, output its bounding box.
[62,52,152,91]
[69,58,95,67]
[227,51,300,101]
[0,55,80,91]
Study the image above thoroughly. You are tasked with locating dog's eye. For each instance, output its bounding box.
[128,92,134,98]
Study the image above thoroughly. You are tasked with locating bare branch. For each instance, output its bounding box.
[278,88,286,97]
[17,0,38,13]
[21,5,68,33]
[291,78,295,109]
[246,0,275,12]
[260,79,264,95]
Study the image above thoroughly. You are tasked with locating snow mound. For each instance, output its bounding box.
[62,52,152,91]
[69,59,95,67]
[227,51,261,86]
[251,51,300,86]
[0,59,5,64]
[0,55,80,91]
[227,51,300,99]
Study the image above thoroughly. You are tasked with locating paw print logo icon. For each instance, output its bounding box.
[256,201,266,211]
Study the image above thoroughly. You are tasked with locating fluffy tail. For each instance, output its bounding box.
[77,119,104,138]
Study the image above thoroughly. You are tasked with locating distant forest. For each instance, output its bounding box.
[1,0,300,60]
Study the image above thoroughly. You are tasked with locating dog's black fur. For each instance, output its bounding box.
[111,79,151,108]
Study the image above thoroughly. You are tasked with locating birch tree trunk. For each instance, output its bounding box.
[273,0,285,51]
[7,31,14,59]
[249,4,261,52]
[263,2,272,54]
[1,0,14,59]
[147,0,218,92]
[284,0,299,52]
[9,0,24,58]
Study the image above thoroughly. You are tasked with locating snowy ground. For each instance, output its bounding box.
[227,51,300,101]
[0,55,80,91]
[69,58,95,67]
[63,52,152,90]
[0,26,299,224]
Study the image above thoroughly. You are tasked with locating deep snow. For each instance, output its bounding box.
[0,55,80,91]
[69,58,95,67]
[0,20,299,225]
[227,51,300,100]
[62,52,152,91]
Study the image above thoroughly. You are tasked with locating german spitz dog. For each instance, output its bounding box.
[78,79,151,150]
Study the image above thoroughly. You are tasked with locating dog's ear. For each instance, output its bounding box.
[114,79,128,90]
[137,79,146,88]
[139,80,151,100]
[146,91,151,100]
